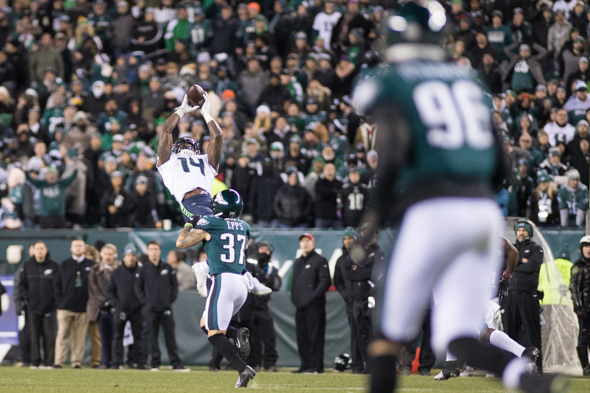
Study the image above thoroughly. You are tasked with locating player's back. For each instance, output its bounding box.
[356,59,500,208]
[197,215,250,275]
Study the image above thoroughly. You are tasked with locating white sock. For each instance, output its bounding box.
[489,330,525,357]
[502,357,529,390]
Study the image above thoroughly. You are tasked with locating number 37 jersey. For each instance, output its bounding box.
[197,216,251,275]
[354,61,499,196]
[157,153,217,203]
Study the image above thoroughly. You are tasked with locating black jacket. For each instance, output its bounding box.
[54,257,95,312]
[508,239,544,292]
[343,243,384,301]
[18,257,59,314]
[107,264,143,314]
[290,250,330,309]
[571,258,590,314]
[249,170,283,222]
[315,177,343,220]
[333,247,353,310]
[134,261,178,312]
[341,182,370,227]
[247,255,282,309]
[273,183,313,226]
[100,187,136,228]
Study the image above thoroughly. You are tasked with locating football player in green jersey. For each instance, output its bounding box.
[176,189,258,388]
[353,2,567,393]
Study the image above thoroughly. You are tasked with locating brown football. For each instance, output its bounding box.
[187,84,206,107]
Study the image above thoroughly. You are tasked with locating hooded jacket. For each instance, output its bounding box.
[571,257,590,314]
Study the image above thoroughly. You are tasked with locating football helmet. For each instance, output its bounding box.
[172,137,200,156]
[333,353,351,372]
[213,189,243,219]
[383,0,448,62]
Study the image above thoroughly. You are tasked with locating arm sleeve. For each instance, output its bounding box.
[134,269,145,305]
[53,268,63,305]
[59,170,78,188]
[17,267,26,302]
[513,245,544,274]
[105,275,118,308]
[170,269,179,304]
[25,173,44,188]
[312,258,331,300]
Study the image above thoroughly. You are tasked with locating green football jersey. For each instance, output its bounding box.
[197,216,251,275]
[354,61,497,197]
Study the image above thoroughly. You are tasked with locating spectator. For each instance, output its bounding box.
[538,147,568,186]
[565,57,590,96]
[134,241,187,372]
[548,10,572,59]
[558,169,589,227]
[88,243,120,369]
[313,0,341,51]
[571,236,590,376]
[17,241,58,368]
[29,33,64,85]
[290,233,330,374]
[111,1,134,55]
[544,108,576,146]
[561,36,588,82]
[504,43,547,93]
[53,238,94,369]
[330,0,370,57]
[25,166,77,229]
[166,250,195,291]
[84,244,102,368]
[210,3,238,59]
[341,168,369,227]
[250,158,283,228]
[487,10,512,60]
[273,169,313,228]
[106,244,146,370]
[131,175,161,229]
[528,171,560,226]
[479,53,503,95]
[238,58,268,116]
[100,171,135,228]
[314,162,343,228]
[569,138,590,187]
[13,244,32,367]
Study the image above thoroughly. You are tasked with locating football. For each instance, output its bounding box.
[187,84,206,108]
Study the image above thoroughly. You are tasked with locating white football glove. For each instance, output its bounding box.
[192,261,210,298]
[175,94,201,119]
[200,92,210,116]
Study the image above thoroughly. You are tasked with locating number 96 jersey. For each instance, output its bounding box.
[354,61,500,203]
[157,153,217,203]
[197,216,251,275]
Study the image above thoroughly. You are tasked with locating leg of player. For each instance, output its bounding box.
[200,316,251,360]
[368,339,403,393]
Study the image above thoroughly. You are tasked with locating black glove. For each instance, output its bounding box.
[20,300,28,313]
[187,214,201,228]
[100,302,113,313]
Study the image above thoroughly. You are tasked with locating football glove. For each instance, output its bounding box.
[200,92,210,115]
[175,94,201,119]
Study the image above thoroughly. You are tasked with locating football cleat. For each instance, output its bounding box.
[522,347,540,375]
[235,366,256,388]
[460,366,475,377]
[519,373,570,393]
[235,328,250,360]
[434,361,460,380]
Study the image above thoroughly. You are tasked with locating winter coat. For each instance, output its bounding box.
[238,69,269,107]
[87,261,120,322]
[18,257,59,314]
[249,170,283,222]
[290,250,330,309]
[273,183,313,226]
[571,258,590,314]
[315,177,343,220]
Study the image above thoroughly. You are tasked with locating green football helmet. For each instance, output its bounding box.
[213,189,243,219]
[383,0,448,62]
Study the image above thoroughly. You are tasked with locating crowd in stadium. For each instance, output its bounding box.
[0,0,585,230]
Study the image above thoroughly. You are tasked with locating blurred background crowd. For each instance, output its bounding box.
[0,0,587,229]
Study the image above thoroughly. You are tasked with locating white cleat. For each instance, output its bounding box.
[460,366,475,377]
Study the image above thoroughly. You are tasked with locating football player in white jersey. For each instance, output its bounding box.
[157,92,271,297]
[157,91,220,224]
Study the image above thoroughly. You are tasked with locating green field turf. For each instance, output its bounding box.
[1,367,590,392]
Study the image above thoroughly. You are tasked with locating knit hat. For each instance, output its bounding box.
[343,226,357,241]
[123,243,137,256]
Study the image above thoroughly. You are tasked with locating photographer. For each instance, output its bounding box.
[344,223,384,374]
[571,236,590,376]
[247,241,282,372]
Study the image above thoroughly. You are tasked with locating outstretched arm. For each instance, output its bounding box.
[157,94,201,167]
[176,224,211,248]
[201,93,222,171]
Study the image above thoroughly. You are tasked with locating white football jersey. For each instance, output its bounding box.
[313,11,342,49]
[157,153,217,203]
